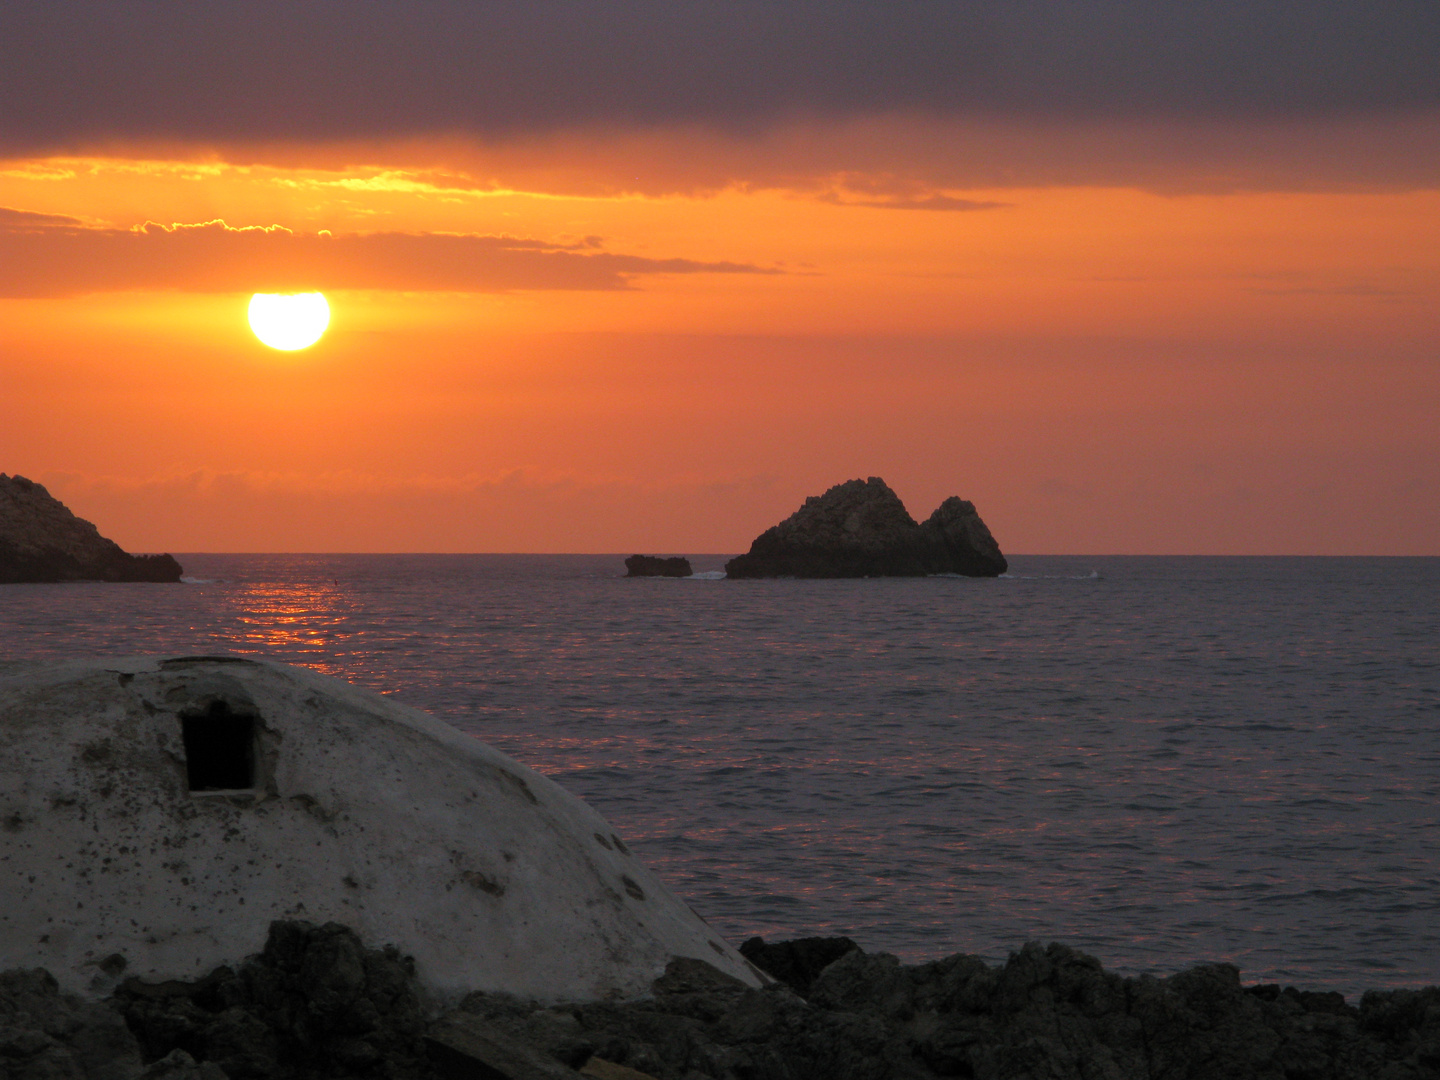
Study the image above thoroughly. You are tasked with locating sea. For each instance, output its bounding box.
[2,553,1436,998]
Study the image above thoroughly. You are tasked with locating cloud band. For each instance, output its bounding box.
[2,2,1438,154]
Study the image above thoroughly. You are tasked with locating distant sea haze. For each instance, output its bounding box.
[2,554,1436,997]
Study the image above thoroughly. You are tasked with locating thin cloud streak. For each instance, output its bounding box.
[813,192,1010,212]
[0,218,771,298]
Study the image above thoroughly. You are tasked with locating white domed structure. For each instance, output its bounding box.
[0,656,763,1000]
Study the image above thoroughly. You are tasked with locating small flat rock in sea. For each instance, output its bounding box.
[624,554,692,577]
[724,477,1006,578]
[0,473,182,583]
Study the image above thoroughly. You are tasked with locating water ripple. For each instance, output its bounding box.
[1,553,1437,996]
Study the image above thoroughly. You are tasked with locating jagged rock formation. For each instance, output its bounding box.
[624,556,692,578]
[5,922,1439,1080]
[724,477,1006,579]
[0,474,182,583]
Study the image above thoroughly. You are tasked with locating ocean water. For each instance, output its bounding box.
[1,554,1436,997]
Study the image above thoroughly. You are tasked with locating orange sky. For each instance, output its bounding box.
[2,120,1437,554]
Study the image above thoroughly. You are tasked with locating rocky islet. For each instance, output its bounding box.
[724,478,1007,579]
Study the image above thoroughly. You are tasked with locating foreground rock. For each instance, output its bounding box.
[624,556,692,578]
[4,923,1439,1080]
[0,968,143,1080]
[724,478,1006,579]
[113,922,431,1080]
[465,940,1440,1080]
[0,474,182,583]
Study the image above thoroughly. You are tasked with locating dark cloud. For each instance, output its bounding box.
[1,2,1437,154]
[0,219,769,297]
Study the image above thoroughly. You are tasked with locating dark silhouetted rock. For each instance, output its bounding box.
[724,477,1006,579]
[114,921,431,1080]
[738,936,860,997]
[460,938,1440,1080]
[0,966,144,1080]
[0,474,182,584]
[624,556,692,578]
[920,496,1007,578]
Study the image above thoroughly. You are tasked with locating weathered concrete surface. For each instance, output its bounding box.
[0,657,761,1002]
[0,475,182,583]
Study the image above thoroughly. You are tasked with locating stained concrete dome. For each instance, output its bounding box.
[0,656,763,1000]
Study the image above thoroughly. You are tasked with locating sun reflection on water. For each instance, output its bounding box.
[211,575,367,679]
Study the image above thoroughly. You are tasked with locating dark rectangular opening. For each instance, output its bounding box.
[181,701,256,791]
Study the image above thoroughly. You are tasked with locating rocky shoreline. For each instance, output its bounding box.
[5,921,1438,1080]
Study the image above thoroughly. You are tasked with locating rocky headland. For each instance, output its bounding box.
[4,920,1438,1080]
[0,474,182,583]
[625,556,693,578]
[725,478,1007,579]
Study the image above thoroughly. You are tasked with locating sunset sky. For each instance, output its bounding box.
[2,3,1437,554]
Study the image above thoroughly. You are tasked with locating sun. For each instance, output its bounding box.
[247,293,330,350]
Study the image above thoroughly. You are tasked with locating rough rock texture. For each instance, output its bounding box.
[724,478,1006,579]
[466,939,1440,1080]
[3,926,1440,1080]
[0,657,761,1001]
[623,556,692,578]
[921,497,1007,579]
[0,475,181,584]
[114,922,431,1080]
[0,967,143,1080]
